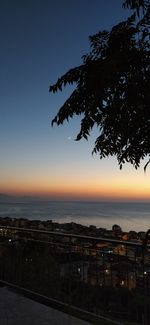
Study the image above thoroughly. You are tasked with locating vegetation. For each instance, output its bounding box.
[50,0,150,169]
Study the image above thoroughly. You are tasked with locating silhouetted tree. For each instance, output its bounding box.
[50,0,150,169]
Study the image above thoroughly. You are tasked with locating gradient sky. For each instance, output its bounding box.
[1,0,150,201]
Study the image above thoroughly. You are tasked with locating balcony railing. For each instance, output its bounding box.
[0,225,150,324]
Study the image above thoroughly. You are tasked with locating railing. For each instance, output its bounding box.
[0,225,150,324]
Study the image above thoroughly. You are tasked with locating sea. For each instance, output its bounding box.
[0,200,150,233]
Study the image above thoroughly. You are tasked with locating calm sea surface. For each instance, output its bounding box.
[0,201,150,232]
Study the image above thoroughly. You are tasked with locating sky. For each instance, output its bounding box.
[0,0,150,201]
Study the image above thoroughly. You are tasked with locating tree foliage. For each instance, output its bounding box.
[50,0,150,169]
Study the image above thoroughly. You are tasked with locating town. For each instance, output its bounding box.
[0,216,147,242]
[0,217,150,323]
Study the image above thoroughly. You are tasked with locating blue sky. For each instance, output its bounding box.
[1,0,150,200]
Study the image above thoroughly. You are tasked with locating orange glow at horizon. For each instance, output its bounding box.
[1,154,150,201]
[1,173,150,201]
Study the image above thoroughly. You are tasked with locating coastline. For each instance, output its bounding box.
[0,200,150,233]
[0,216,147,243]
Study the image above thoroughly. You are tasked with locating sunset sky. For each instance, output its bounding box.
[1,0,150,201]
